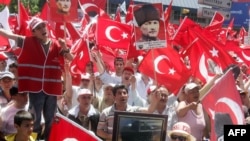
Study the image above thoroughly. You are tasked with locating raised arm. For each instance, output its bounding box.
[0,28,24,42]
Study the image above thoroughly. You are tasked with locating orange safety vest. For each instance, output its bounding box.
[18,37,63,96]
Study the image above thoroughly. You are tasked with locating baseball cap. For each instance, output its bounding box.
[184,83,199,94]
[28,17,46,30]
[0,71,15,79]
[167,122,196,141]
[103,83,115,89]
[123,66,134,74]
[77,88,92,97]
[80,73,90,80]
[147,85,157,95]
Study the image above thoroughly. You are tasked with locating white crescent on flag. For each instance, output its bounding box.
[216,97,244,124]
[241,51,250,61]
[154,55,169,74]
[105,26,120,42]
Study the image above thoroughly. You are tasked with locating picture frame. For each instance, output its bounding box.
[112,111,168,141]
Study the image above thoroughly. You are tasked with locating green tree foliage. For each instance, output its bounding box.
[1,0,46,15]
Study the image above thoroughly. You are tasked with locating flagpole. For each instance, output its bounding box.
[151,49,157,86]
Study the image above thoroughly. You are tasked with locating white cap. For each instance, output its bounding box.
[77,88,92,97]
[28,17,46,30]
[80,73,90,80]
[184,83,199,94]
[167,122,196,141]
[103,83,115,89]
[0,71,15,79]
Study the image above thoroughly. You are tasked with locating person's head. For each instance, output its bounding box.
[114,57,125,74]
[155,86,169,106]
[0,53,8,71]
[112,84,128,105]
[134,4,160,40]
[56,0,71,14]
[80,73,90,88]
[102,83,115,101]
[122,66,134,84]
[14,110,34,138]
[28,17,48,41]
[237,85,249,105]
[0,71,15,90]
[168,122,196,141]
[184,82,200,103]
[9,62,18,79]
[10,86,28,108]
[77,88,92,109]
[240,63,249,75]
[85,61,94,74]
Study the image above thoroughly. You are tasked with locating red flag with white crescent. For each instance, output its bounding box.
[79,0,107,15]
[201,70,245,141]
[138,47,190,94]
[48,113,102,141]
[96,18,132,50]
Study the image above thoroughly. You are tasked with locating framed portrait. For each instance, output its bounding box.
[49,0,78,22]
[112,111,168,141]
[133,3,166,50]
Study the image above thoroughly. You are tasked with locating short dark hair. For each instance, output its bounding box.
[114,57,124,65]
[112,84,128,96]
[14,110,34,126]
[9,62,18,68]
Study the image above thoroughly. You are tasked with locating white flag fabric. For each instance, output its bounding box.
[120,1,127,14]
[0,6,15,48]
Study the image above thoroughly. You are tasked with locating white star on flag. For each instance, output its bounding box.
[121,32,128,39]
[169,68,176,75]
[209,47,218,57]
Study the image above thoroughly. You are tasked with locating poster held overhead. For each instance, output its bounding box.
[50,0,78,22]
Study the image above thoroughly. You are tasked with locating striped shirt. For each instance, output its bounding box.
[97,104,141,135]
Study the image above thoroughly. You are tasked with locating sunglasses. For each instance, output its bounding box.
[171,135,187,141]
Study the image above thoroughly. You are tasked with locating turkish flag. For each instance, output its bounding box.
[55,22,80,44]
[79,0,107,16]
[238,26,247,44]
[125,5,134,24]
[126,31,145,60]
[237,47,250,66]
[96,18,132,50]
[184,29,235,84]
[172,17,202,48]
[17,1,31,36]
[192,30,236,70]
[138,47,190,94]
[0,6,12,50]
[205,11,224,32]
[201,70,245,141]
[48,113,101,141]
[0,0,11,5]
[70,38,91,75]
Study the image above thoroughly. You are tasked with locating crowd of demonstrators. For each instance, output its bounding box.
[0,7,250,141]
[0,87,28,136]
[96,84,161,141]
